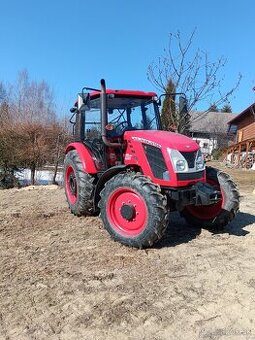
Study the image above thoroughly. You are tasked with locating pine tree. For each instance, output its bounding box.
[161,79,190,135]
[221,104,232,113]
[208,103,219,112]
[161,80,176,131]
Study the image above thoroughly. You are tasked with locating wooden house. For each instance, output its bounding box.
[227,103,255,168]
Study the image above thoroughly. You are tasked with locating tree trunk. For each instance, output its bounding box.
[31,165,36,185]
[52,134,61,185]
[52,159,59,185]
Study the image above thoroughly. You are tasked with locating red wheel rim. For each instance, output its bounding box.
[65,165,77,205]
[185,179,225,220]
[107,187,148,237]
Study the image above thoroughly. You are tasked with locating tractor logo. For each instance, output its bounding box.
[131,136,161,148]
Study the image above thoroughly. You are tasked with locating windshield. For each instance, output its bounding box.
[107,99,158,134]
[82,96,159,138]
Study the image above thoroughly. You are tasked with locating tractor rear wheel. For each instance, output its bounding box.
[99,172,168,248]
[64,150,95,216]
[181,166,240,229]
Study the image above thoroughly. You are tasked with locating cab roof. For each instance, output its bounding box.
[89,89,157,99]
[73,89,157,108]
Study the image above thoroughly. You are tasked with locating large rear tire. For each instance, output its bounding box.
[99,172,168,248]
[64,150,95,216]
[181,166,240,229]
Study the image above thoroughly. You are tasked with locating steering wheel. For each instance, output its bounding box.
[113,121,129,134]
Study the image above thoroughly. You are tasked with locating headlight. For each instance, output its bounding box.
[196,149,205,170]
[176,160,186,171]
[167,148,188,172]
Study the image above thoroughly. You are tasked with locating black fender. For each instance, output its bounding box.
[93,165,128,211]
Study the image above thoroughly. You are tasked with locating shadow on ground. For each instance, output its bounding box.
[156,211,255,248]
[155,212,202,248]
[215,211,255,236]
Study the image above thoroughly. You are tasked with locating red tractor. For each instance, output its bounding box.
[64,79,239,248]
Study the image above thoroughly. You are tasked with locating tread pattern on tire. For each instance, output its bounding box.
[182,166,240,229]
[99,172,168,248]
[64,150,95,216]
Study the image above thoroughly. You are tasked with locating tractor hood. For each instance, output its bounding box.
[124,130,199,152]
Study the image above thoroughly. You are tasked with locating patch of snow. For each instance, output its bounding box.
[15,169,63,186]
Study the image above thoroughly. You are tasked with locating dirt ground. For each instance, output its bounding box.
[1,163,255,340]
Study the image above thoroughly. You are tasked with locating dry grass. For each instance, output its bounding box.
[0,165,255,339]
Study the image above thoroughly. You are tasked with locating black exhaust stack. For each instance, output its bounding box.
[100,79,107,141]
[100,79,121,147]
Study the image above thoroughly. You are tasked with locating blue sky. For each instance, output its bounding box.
[0,0,254,114]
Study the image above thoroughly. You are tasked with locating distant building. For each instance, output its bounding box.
[189,111,238,155]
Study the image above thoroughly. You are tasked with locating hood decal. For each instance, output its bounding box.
[131,136,161,148]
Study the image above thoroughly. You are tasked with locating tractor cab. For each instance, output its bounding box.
[70,82,162,170]
[71,88,160,141]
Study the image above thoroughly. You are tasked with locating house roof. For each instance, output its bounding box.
[227,102,255,125]
[190,111,238,133]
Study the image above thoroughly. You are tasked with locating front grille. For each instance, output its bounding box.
[177,171,204,181]
[181,151,197,168]
[143,144,168,179]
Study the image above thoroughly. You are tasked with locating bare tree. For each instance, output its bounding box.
[48,119,71,184]
[0,125,25,188]
[0,84,19,187]
[0,71,71,187]
[0,83,10,126]
[6,71,58,184]
[12,70,56,124]
[147,30,241,132]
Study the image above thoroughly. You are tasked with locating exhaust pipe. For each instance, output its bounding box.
[100,79,121,147]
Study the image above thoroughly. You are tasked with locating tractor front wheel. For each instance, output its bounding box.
[181,167,240,229]
[64,150,95,216]
[99,172,167,248]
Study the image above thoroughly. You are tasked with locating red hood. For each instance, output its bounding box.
[124,130,199,152]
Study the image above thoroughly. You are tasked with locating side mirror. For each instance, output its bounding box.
[158,92,189,114]
[77,92,91,110]
[179,95,188,114]
[82,92,90,108]
[70,107,76,113]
